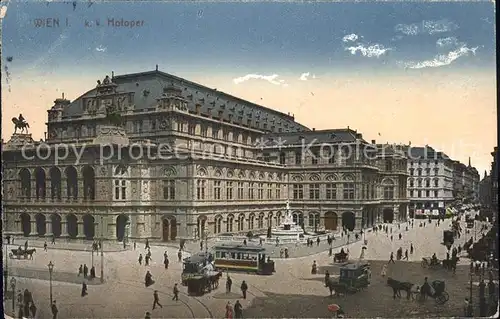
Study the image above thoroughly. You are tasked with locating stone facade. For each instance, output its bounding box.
[2,70,409,242]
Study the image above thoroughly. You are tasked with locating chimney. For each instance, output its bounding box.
[111,71,114,78]
[371,139,376,144]
[195,104,201,115]
[312,128,316,131]
[347,126,350,130]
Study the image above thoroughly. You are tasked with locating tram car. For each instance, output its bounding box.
[213,244,275,275]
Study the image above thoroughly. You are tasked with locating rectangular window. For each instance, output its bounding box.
[212,127,219,139]
[434,190,438,197]
[434,179,439,187]
[309,184,320,199]
[275,184,281,199]
[257,183,264,200]
[311,152,318,165]
[418,190,421,198]
[197,180,206,200]
[328,151,335,164]
[114,180,120,200]
[214,181,222,200]
[237,182,244,199]
[293,184,303,199]
[201,126,208,137]
[188,124,196,135]
[177,121,184,132]
[343,183,355,199]
[426,190,430,197]
[249,183,255,199]
[163,180,175,200]
[120,180,126,199]
[267,184,272,199]
[384,186,394,199]
[279,153,286,165]
[222,128,228,140]
[410,190,414,197]
[295,152,302,165]
[226,181,233,200]
[326,183,337,200]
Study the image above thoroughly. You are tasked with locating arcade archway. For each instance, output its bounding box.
[35,213,46,236]
[51,214,62,237]
[20,213,31,236]
[49,167,62,200]
[341,212,356,231]
[67,214,78,238]
[162,217,177,241]
[83,214,95,239]
[116,214,129,242]
[324,212,338,231]
[383,208,394,223]
[292,212,304,227]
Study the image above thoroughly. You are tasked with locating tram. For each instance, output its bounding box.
[213,244,275,275]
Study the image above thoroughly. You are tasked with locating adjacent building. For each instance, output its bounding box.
[452,158,480,204]
[405,146,454,217]
[479,171,492,208]
[491,147,498,214]
[2,69,409,242]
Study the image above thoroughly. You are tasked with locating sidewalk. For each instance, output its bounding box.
[6,238,126,253]
[9,266,104,285]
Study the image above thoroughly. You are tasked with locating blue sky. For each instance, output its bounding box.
[2,1,495,75]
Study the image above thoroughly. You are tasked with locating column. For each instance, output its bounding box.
[355,215,363,230]
[108,216,117,240]
[46,181,52,202]
[61,179,68,201]
[45,219,53,237]
[61,219,69,238]
[77,217,85,239]
[78,180,84,202]
[29,215,38,236]
[31,180,36,202]
[14,217,21,235]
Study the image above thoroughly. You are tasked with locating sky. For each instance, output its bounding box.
[1,1,497,175]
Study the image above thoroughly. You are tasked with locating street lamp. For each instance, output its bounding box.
[205,230,210,255]
[10,277,16,313]
[100,215,104,284]
[48,261,54,305]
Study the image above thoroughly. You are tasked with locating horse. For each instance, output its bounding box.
[333,251,348,263]
[326,279,347,297]
[25,248,36,260]
[208,271,223,290]
[12,117,30,134]
[387,277,414,299]
[443,256,459,273]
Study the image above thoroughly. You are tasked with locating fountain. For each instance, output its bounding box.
[267,200,305,242]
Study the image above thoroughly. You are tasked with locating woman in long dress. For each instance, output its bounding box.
[225,301,233,319]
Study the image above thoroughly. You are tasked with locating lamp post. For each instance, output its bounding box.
[205,230,210,256]
[100,215,104,283]
[48,261,54,305]
[10,277,16,313]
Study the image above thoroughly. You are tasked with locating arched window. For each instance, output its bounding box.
[226,214,234,233]
[258,213,264,228]
[114,165,128,200]
[248,214,255,230]
[214,215,222,234]
[237,214,245,231]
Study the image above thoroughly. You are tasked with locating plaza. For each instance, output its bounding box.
[3,211,493,318]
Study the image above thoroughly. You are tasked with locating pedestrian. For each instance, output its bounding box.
[51,300,58,319]
[234,300,243,318]
[390,235,393,241]
[139,254,143,265]
[399,233,402,240]
[329,246,333,257]
[18,305,24,319]
[145,311,151,319]
[153,290,162,309]
[240,280,248,299]
[145,254,150,266]
[200,241,203,250]
[404,249,409,260]
[81,282,88,297]
[172,283,179,301]
[25,240,28,250]
[44,241,48,251]
[381,264,388,276]
[279,249,283,258]
[164,256,169,269]
[90,266,96,279]
[410,243,414,254]
[17,290,23,306]
[29,301,37,318]
[226,275,232,293]
[78,264,83,276]
[225,301,233,319]
[178,249,182,262]
[145,239,150,249]
[83,264,88,278]
[316,237,320,246]
[389,252,395,264]
[134,241,136,250]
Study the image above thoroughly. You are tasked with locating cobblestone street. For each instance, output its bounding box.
[3,213,493,318]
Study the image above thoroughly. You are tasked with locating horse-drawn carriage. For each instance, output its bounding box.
[181,253,223,296]
[9,248,36,260]
[413,280,449,304]
[333,250,349,263]
[185,271,223,296]
[326,262,370,296]
[421,257,441,269]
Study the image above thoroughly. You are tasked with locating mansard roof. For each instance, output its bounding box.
[404,146,450,160]
[61,70,309,133]
[262,128,365,147]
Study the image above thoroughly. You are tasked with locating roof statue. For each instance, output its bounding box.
[12,114,29,134]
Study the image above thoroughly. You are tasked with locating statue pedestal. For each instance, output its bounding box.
[3,133,35,150]
[93,125,129,146]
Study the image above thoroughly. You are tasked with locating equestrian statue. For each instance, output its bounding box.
[12,114,30,134]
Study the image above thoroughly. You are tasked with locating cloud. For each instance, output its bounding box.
[342,33,359,43]
[96,45,107,52]
[395,19,459,36]
[0,5,8,20]
[403,44,478,69]
[299,72,316,81]
[436,37,459,48]
[345,44,391,58]
[233,74,288,86]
